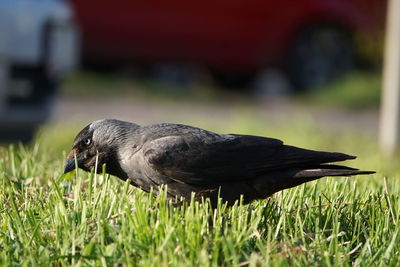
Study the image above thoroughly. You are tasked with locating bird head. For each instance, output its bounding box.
[64,119,138,177]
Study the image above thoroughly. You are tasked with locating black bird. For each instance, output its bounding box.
[64,119,374,206]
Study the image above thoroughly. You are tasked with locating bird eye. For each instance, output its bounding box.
[82,138,92,146]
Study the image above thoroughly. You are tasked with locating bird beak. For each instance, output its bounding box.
[64,149,84,174]
[64,159,76,174]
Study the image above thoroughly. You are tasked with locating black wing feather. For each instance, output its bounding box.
[143,134,356,185]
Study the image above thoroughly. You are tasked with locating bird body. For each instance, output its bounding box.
[64,119,374,206]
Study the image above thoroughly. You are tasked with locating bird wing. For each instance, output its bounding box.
[142,134,355,185]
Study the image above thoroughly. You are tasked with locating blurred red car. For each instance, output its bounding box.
[70,0,385,90]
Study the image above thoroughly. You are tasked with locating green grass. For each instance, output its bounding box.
[1,117,399,266]
[63,70,383,109]
[61,71,239,103]
[304,72,381,109]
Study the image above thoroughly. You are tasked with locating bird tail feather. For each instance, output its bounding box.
[293,165,375,179]
[253,165,375,199]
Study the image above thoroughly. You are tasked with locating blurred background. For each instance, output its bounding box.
[0,0,389,152]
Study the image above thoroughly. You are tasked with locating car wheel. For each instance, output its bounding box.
[210,70,256,90]
[10,66,57,105]
[0,125,36,143]
[4,66,57,143]
[286,25,355,91]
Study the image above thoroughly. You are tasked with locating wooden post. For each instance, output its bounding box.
[379,0,400,156]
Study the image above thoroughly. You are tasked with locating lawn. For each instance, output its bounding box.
[0,115,399,266]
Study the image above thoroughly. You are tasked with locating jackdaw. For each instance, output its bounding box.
[64,119,374,206]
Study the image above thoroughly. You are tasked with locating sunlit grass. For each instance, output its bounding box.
[1,117,399,266]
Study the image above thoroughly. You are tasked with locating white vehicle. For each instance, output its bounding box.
[0,0,78,142]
